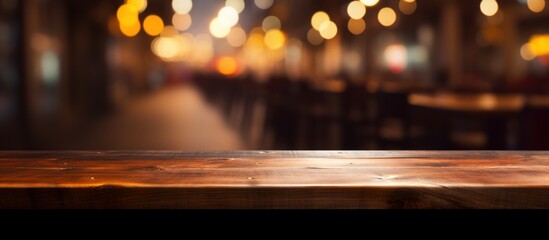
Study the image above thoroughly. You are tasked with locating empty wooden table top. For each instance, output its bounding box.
[0,151,548,209]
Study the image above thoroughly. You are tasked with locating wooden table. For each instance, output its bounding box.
[1,151,548,209]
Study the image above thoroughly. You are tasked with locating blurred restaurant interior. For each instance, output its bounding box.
[1,0,549,151]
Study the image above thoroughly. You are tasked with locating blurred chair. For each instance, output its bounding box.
[519,96,549,150]
[374,90,410,149]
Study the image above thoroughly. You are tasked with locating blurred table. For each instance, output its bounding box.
[1,151,548,209]
[527,94,549,108]
[409,92,526,113]
[408,92,526,149]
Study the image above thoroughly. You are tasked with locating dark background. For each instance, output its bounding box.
[1,0,549,150]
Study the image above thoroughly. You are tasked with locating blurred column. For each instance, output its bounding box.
[9,0,31,148]
[19,0,75,148]
[439,0,463,87]
[501,3,519,83]
[66,0,113,118]
[19,0,38,148]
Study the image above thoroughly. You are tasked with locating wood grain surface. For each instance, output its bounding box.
[0,151,548,209]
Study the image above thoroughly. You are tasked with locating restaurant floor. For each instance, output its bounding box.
[70,85,244,150]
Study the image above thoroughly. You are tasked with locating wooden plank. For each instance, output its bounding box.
[0,151,548,209]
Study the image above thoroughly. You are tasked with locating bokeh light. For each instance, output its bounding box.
[528,34,549,57]
[160,25,179,37]
[360,0,379,7]
[311,11,330,31]
[348,18,366,35]
[217,56,238,75]
[143,15,164,36]
[245,32,266,53]
[264,29,286,50]
[192,34,214,65]
[209,17,231,38]
[227,27,247,47]
[126,0,147,13]
[172,0,193,14]
[152,36,180,60]
[173,13,192,31]
[347,1,366,20]
[218,6,239,27]
[119,20,140,37]
[527,0,546,13]
[117,4,139,26]
[262,16,281,31]
[307,28,324,45]
[178,33,195,59]
[319,21,337,40]
[399,0,417,15]
[384,44,407,73]
[521,43,536,61]
[226,0,245,13]
[378,7,397,27]
[480,0,498,17]
[254,0,274,10]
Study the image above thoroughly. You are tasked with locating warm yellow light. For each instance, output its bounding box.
[151,34,194,62]
[245,33,265,53]
[307,28,324,45]
[311,11,330,31]
[286,38,302,63]
[152,37,180,60]
[267,45,286,62]
[117,4,139,26]
[480,0,498,17]
[529,34,549,57]
[319,21,337,39]
[378,7,397,27]
[347,1,366,20]
[348,18,366,35]
[527,0,546,13]
[209,18,231,38]
[262,16,281,31]
[399,0,417,15]
[143,15,164,36]
[192,34,214,64]
[160,25,178,37]
[172,0,193,14]
[173,13,192,31]
[250,27,264,35]
[119,20,141,37]
[360,0,379,7]
[218,6,239,27]
[178,33,194,58]
[217,57,238,76]
[227,27,247,47]
[226,0,245,13]
[254,0,273,10]
[521,43,536,61]
[264,29,286,50]
[126,0,147,13]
